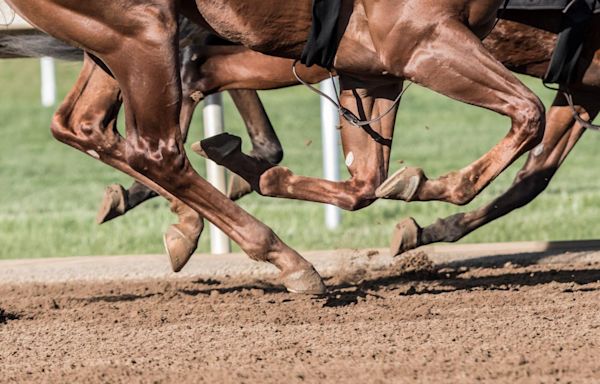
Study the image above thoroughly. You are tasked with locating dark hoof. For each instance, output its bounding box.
[281,267,327,295]
[390,217,422,256]
[227,173,253,201]
[96,184,127,224]
[163,225,199,273]
[375,167,424,201]
[199,133,242,165]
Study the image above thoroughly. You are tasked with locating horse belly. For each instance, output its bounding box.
[195,0,313,58]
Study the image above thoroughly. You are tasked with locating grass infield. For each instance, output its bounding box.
[1,59,599,259]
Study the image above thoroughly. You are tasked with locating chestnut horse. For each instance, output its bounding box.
[0,26,301,274]
[100,13,600,260]
[6,0,545,293]
[393,11,600,254]
[168,13,600,256]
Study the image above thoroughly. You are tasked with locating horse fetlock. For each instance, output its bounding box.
[258,167,293,196]
[422,213,467,244]
[241,227,278,262]
[449,180,477,206]
[345,182,378,211]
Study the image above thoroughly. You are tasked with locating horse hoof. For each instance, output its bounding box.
[390,217,422,256]
[96,184,127,224]
[375,167,423,201]
[199,133,242,164]
[163,225,198,273]
[281,267,327,295]
[227,173,253,200]
[190,141,207,158]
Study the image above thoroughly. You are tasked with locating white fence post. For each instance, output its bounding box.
[203,93,232,254]
[320,79,342,230]
[40,57,56,107]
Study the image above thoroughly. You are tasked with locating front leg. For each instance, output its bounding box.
[375,20,545,206]
[198,81,402,211]
[391,91,600,255]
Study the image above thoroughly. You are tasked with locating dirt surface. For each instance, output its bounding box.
[1,252,599,383]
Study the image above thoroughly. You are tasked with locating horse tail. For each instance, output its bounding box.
[0,31,82,61]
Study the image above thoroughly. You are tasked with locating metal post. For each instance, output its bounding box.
[203,93,232,254]
[320,78,342,229]
[40,57,56,107]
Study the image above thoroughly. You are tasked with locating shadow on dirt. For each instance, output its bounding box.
[179,281,285,297]
[75,266,600,309]
[83,293,157,303]
[322,267,600,307]
[0,308,20,324]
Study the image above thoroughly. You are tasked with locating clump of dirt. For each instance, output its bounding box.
[0,307,19,324]
[329,251,436,286]
[389,251,436,277]
[329,262,369,286]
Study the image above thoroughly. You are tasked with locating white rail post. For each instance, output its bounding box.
[320,78,342,229]
[203,93,232,254]
[40,57,56,107]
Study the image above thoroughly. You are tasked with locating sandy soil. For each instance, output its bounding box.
[1,252,599,383]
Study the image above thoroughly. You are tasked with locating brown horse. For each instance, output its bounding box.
[179,11,600,256]
[0,26,302,274]
[180,14,600,256]
[6,0,544,293]
[392,12,600,254]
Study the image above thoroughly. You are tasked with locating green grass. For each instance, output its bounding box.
[1,59,599,259]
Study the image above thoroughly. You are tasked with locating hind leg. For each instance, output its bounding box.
[391,90,600,254]
[91,9,323,293]
[55,54,202,272]
[97,44,298,219]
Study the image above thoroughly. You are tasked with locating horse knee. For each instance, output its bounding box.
[511,97,546,148]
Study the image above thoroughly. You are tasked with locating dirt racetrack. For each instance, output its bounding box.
[1,244,599,383]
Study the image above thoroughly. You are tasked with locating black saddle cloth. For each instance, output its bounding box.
[301,0,342,69]
[505,0,600,12]
[502,0,599,84]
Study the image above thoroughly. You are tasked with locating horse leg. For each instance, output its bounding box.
[200,80,401,211]
[97,49,291,219]
[92,14,324,293]
[375,20,545,206]
[391,90,600,255]
[54,54,202,272]
[226,89,283,200]
[183,45,328,93]
[182,47,287,201]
